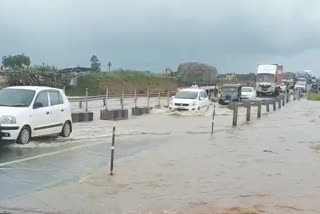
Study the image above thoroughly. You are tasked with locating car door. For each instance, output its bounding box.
[199,91,207,109]
[48,90,66,134]
[31,90,53,136]
[202,91,209,108]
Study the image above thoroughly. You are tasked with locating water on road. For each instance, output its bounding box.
[1,98,319,213]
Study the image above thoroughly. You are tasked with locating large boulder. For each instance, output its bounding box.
[177,62,218,86]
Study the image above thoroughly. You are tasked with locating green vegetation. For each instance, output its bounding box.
[67,70,178,96]
[90,55,101,72]
[2,54,31,69]
[307,93,320,101]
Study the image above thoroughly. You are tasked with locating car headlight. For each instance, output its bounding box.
[0,116,17,124]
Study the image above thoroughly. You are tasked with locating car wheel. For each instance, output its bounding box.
[60,122,71,137]
[17,126,31,145]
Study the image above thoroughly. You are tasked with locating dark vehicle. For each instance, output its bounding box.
[219,84,242,105]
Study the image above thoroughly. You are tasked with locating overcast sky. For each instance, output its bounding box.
[1,0,320,75]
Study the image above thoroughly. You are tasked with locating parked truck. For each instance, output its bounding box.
[256,64,283,96]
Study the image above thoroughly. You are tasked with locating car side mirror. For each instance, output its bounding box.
[33,102,43,109]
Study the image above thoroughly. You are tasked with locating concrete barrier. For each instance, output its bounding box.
[100,109,129,121]
[132,107,151,116]
[72,112,94,123]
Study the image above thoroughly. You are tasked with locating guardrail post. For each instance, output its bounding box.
[232,103,238,127]
[79,101,82,109]
[167,90,170,107]
[266,101,270,112]
[121,90,124,109]
[157,91,161,107]
[273,99,276,111]
[211,104,216,134]
[105,88,109,109]
[110,126,116,176]
[257,100,262,118]
[147,90,150,108]
[282,95,285,106]
[286,92,289,103]
[85,88,88,112]
[298,89,302,100]
[245,101,251,122]
[293,90,297,100]
[278,97,281,109]
[134,90,137,108]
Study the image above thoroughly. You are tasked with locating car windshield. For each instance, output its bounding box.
[257,74,275,82]
[242,88,252,92]
[222,87,238,93]
[0,89,35,107]
[175,91,198,99]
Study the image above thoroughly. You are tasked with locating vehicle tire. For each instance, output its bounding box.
[17,126,31,145]
[60,121,72,137]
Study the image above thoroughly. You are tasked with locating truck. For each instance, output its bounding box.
[283,72,296,89]
[256,64,283,96]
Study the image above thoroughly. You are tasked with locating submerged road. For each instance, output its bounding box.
[1,95,315,214]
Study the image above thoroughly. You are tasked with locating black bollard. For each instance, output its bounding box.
[110,127,116,176]
[246,101,251,122]
[273,99,276,111]
[278,98,281,109]
[257,100,262,118]
[266,101,270,112]
[232,103,238,127]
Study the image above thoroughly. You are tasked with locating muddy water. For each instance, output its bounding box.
[2,99,319,213]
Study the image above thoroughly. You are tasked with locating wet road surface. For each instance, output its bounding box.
[1,96,316,213]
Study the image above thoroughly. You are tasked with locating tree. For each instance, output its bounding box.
[90,55,101,72]
[2,54,31,69]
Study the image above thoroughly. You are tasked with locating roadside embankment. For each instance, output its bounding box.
[66,71,178,96]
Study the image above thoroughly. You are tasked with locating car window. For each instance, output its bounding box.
[49,91,64,106]
[203,91,208,98]
[34,91,49,108]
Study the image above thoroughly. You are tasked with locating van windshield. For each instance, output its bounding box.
[0,89,35,107]
[175,91,198,99]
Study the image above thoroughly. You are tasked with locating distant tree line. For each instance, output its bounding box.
[1,54,111,73]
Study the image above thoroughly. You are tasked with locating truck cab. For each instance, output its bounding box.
[256,64,283,97]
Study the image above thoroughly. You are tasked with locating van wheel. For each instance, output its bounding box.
[17,126,31,145]
[60,122,71,137]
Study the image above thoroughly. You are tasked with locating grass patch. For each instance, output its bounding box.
[66,70,178,96]
[307,93,320,101]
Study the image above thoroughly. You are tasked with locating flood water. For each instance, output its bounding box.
[1,98,320,213]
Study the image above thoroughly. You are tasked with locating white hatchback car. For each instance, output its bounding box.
[0,86,72,144]
[169,88,210,111]
[241,87,256,100]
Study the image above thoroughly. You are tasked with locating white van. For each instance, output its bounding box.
[0,86,72,144]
